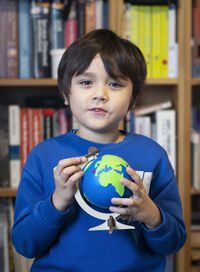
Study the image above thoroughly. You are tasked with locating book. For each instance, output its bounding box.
[0,0,7,78]
[51,0,65,49]
[130,5,139,47]
[143,5,152,78]
[134,100,172,116]
[85,0,95,34]
[122,2,131,40]
[30,108,43,149]
[0,105,9,187]
[19,0,31,78]
[155,109,176,171]
[103,0,108,29]
[64,0,77,48]
[42,108,56,139]
[160,5,169,78]
[135,116,151,138]
[95,0,103,29]
[192,105,200,132]
[77,0,86,37]
[0,200,10,272]
[7,0,19,78]
[20,108,30,171]
[30,0,51,78]
[168,4,178,78]
[9,105,21,187]
[191,131,200,190]
[192,1,200,77]
[151,5,162,78]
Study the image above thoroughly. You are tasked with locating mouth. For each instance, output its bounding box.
[89,107,107,115]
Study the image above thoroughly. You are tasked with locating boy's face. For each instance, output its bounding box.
[66,55,133,141]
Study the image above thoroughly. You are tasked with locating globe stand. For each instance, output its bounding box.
[75,148,135,234]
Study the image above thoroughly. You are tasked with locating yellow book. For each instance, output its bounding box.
[143,6,152,78]
[160,6,169,78]
[151,5,162,78]
[130,5,139,47]
[138,6,145,55]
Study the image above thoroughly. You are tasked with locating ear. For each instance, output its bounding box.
[62,93,69,106]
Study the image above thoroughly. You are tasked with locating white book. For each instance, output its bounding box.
[168,43,178,78]
[8,105,21,187]
[156,110,176,172]
[168,4,176,45]
[191,131,200,190]
[134,100,172,116]
[135,116,151,138]
[95,0,103,29]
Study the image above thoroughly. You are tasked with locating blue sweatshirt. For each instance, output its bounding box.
[11,131,186,272]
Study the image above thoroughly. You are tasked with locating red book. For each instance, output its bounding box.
[64,0,77,48]
[20,108,30,170]
[85,0,95,34]
[30,108,43,149]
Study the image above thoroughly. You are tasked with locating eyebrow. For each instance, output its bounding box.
[76,72,95,78]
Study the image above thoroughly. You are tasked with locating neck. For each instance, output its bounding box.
[76,129,125,144]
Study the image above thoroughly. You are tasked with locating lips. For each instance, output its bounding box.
[89,107,107,115]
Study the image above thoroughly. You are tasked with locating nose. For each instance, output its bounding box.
[92,84,108,102]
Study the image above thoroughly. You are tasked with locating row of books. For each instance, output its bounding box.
[191,105,200,190]
[0,100,176,189]
[122,3,178,78]
[125,100,176,172]
[0,198,33,272]
[0,0,108,79]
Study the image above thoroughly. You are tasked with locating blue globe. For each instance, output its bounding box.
[80,154,132,212]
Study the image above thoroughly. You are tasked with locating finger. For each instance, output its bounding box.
[109,205,130,215]
[111,197,135,207]
[120,177,143,199]
[126,167,143,187]
[56,156,87,176]
[61,165,82,181]
[65,171,84,187]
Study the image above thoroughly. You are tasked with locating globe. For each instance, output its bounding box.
[80,154,132,212]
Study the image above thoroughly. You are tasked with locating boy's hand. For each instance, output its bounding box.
[109,167,162,230]
[52,156,87,212]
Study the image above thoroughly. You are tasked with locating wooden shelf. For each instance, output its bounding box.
[191,188,200,195]
[0,78,58,86]
[0,78,178,87]
[0,187,17,197]
[192,78,200,86]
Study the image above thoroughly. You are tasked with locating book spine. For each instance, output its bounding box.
[9,105,21,187]
[156,109,176,172]
[95,0,103,29]
[7,0,19,78]
[168,4,178,78]
[160,5,169,78]
[143,5,152,78]
[77,0,85,37]
[85,0,95,34]
[19,0,31,78]
[30,108,43,150]
[42,109,55,139]
[122,3,131,40]
[135,116,151,138]
[130,5,139,47]
[30,1,51,78]
[51,2,65,49]
[0,0,7,78]
[134,100,172,116]
[191,131,200,190]
[20,108,30,170]
[103,0,108,29]
[64,0,78,48]
[151,5,161,78]
[59,108,67,135]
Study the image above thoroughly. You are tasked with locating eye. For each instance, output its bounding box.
[80,80,93,86]
[109,81,123,88]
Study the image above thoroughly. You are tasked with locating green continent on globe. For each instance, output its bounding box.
[94,155,129,197]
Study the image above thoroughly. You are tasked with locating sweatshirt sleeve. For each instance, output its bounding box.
[140,150,187,256]
[11,148,68,259]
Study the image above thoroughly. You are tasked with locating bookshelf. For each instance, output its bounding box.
[0,0,196,271]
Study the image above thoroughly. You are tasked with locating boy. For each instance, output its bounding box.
[12,29,186,272]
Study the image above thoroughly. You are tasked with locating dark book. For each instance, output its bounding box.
[51,0,65,49]
[30,0,51,78]
[77,0,85,37]
[7,0,19,78]
[0,0,8,78]
[0,106,9,187]
[42,108,55,139]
